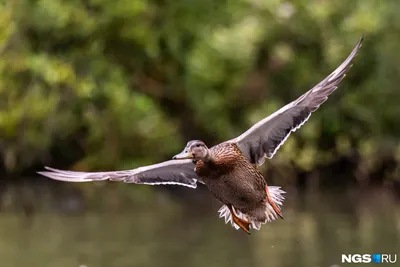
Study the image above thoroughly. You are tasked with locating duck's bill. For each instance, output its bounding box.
[172,151,194,160]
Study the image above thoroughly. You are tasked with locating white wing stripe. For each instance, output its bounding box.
[135,181,197,188]
[266,112,312,159]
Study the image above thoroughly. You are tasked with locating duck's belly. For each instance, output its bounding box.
[201,171,267,213]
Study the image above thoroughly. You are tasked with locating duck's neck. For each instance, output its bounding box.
[193,150,213,164]
[203,149,213,163]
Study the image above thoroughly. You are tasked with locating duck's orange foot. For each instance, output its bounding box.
[265,185,284,219]
[233,215,251,235]
[228,205,251,235]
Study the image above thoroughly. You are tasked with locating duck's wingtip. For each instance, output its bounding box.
[358,35,364,47]
[353,35,364,51]
[37,171,56,180]
[44,166,59,171]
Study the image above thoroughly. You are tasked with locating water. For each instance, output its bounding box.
[0,184,399,267]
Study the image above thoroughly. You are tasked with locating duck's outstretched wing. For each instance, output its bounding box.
[38,159,201,188]
[230,36,363,166]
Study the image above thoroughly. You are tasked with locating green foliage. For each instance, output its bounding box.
[1,0,400,180]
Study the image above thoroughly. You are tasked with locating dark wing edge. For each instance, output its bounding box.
[230,36,363,165]
[38,159,201,189]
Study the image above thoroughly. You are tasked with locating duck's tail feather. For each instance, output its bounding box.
[217,186,285,231]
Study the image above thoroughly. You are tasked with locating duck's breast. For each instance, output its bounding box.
[196,143,266,209]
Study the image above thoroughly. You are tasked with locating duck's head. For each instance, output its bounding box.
[173,140,210,162]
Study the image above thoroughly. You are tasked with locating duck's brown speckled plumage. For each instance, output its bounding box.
[195,142,267,221]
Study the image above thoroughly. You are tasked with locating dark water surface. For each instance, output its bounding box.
[0,184,399,267]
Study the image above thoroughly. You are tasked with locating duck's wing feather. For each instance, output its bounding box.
[38,159,201,188]
[230,37,363,166]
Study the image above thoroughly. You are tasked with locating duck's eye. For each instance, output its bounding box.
[196,144,201,147]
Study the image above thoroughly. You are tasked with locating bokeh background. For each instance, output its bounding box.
[1,0,400,266]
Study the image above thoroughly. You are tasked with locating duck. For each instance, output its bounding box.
[38,37,363,234]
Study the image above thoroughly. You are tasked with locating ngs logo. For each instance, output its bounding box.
[342,254,397,264]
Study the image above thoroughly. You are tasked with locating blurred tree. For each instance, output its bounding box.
[0,0,399,188]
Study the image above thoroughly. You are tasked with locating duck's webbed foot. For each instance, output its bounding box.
[228,205,251,235]
[265,185,284,219]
